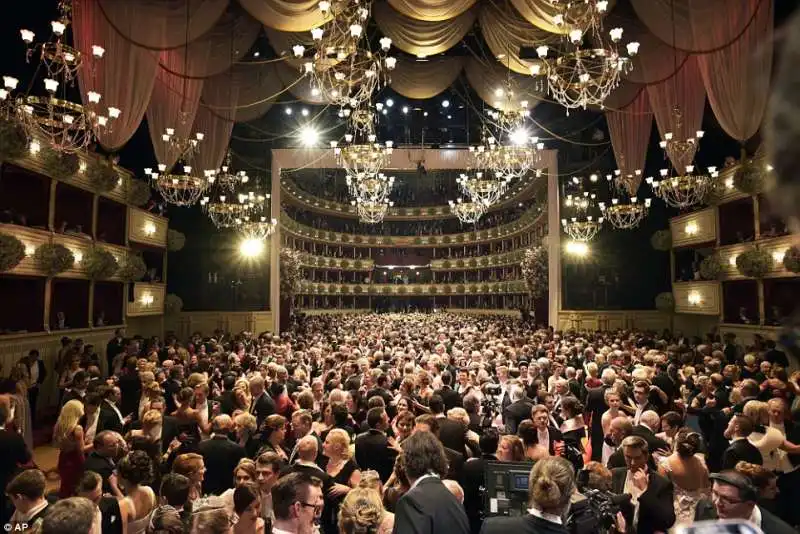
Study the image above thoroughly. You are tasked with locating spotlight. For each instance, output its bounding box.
[382,109,388,115]
[402,106,409,114]
[509,128,529,146]
[301,108,310,117]
[442,100,450,108]
[299,125,320,147]
[285,107,292,115]
[565,241,589,257]
[424,112,429,117]
[253,51,260,58]
[447,115,452,120]
[386,99,394,107]
[239,238,264,258]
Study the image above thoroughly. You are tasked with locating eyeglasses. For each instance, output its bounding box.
[711,489,745,506]
[299,502,323,515]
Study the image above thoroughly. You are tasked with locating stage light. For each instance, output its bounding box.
[239,238,264,258]
[386,99,394,107]
[301,108,310,117]
[402,106,409,114]
[565,241,589,257]
[442,100,450,108]
[510,128,529,146]
[285,107,292,115]
[299,125,320,147]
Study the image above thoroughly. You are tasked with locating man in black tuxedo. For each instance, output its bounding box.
[162,365,184,415]
[82,431,126,494]
[215,373,238,416]
[105,328,125,377]
[97,385,128,434]
[632,380,658,425]
[694,471,795,534]
[463,429,500,534]
[77,471,122,534]
[632,410,670,454]
[61,370,89,407]
[394,431,470,534]
[503,384,534,435]
[415,414,464,483]
[198,415,246,495]
[434,371,462,411]
[611,436,675,534]
[355,407,398,483]
[19,350,46,421]
[585,373,612,461]
[249,375,275,427]
[721,414,763,469]
[531,404,563,456]
[366,373,395,417]
[430,394,469,457]
[117,358,141,419]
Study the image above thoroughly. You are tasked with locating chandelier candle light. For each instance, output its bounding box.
[352,198,392,224]
[201,191,264,229]
[236,214,278,241]
[146,163,209,207]
[646,166,717,209]
[449,197,487,225]
[457,171,511,208]
[599,171,651,229]
[207,150,249,192]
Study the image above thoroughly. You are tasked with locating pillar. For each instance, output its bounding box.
[546,155,561,329]
[270,155,281,333]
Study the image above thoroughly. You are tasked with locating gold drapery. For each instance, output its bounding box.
[479,0,555,75]
[373,2,476,57]
[276,62,331,105]
[606,89,652,195]
[390,57,465,99]
[509,0,616,34]
[265,28,314,71]
[386,0,476,22]
[464,58,543,112]
[238,0,331,32]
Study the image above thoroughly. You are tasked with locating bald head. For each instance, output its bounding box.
[297,435,318,462]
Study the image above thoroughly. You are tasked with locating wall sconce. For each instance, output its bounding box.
[143,222,156,236]
[72,250,83,263]
[688,291,702,305]
[79,160,87,173]
[772,249,786,264]
[685,221,699,236]
[140,293,154,306]
[24,244,35,256]
[729,255,738,267]
[725,177,734,190]
[29,140,40,155]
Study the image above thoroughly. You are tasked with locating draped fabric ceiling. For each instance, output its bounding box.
[72,0,774,183]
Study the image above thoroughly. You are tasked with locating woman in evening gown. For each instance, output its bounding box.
[54,399,87,497]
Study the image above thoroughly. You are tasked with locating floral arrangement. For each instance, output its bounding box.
[699,253,723,280]
[87,159,119,192]
[521,246,548,299]
[733,159,764,195]
[280,248,303,303]
[83,246,118,279]
[117,254,147,282]
[0,119,27,163]
[784,246,800,274]
[0,233,26,272]
[127,179,151,207]
[165,293,183,315]
[34,243,74,276]
[736,247,772,278]
[655,292,675,313]
[650,230,672,251]
[167,229,185,252]
[42,149,80,180]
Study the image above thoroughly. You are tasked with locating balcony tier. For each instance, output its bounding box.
[296,280,527,295]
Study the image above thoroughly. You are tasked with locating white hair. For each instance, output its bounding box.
[509,384,524,403]
[601,368,617,386]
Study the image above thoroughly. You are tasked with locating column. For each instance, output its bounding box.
[270,155,281,333]
[546,152,561,328]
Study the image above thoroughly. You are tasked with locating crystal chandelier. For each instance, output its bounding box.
[532,1,640,110]
[3,2,120,153]
[161,127,204,162]
[332,118,393,180]
[599,197,651,229]
[646,166,716,209]
[658,105,704,173]
[205,150,249,192]
[561,174,603,240]
[457,170,511,207]
[236,215,278,241]
[561,216,603,241]
[352,198,392,224]
[200,191,263,229]
[347,172,394,203]
[145,163,209,207]
[294,1,396,111]
[449,198,487,225]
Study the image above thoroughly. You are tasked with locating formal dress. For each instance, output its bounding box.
[321,458,358,534]
[198,436,247,496]
[57,428,85,498]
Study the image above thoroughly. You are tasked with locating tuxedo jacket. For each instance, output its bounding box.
[611,468,675,534]
[721,438,763,470]
[481,514,569,534]
[250,392,276,427]
[503,399,534,435]
[439,417,469,456]
[392,477,470,534]
[354,429,398,483]
[434,387,463,412]
[631,425,670,453]
[97,402,124,434]
[198,436,247,496]
[535,426,563,456]
[83,452,116,494]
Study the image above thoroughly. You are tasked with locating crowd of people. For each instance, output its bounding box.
[0,313,798,534]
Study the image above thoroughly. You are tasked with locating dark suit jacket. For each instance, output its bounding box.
[463,455,497,534]
[444,445,465,483]
[216,390,237,416]
[355,429,398,483]
[117,372,141,419]
[534,426,563,456]
[611,468,675,534]
[503,399,534,435]
[439,417,469,456]
[585,385,609,461]
[99,495,123,534]
[607,445,658,471]
[162,379,183,414]
[392,477,470,534]
[83,452,116,494]
[97,402,124,434]
[198,436,247,495]
[631,425,670,453]
[250,392,276,427]
[481,514,569,534]
[694,499,795,534]
[721,438,763,470]
[434,387,463,412]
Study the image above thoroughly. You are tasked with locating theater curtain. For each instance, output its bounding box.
[390,58,464,100]
[276,63,330,105]
[479,1,556,75]
[509,0,616,34]
[464,59,543,112]
[373,2,476,57]
[73,0,160,151]
[238,0,331,31]
[606,89,653,195]
[693,0,773,142]
[646,56,706,173]
[146,50,206,169]
[231,62,283,123]
[191,71,240,173]
[265,28,315,71]
[96,0,228,50]
[386,0,476,21]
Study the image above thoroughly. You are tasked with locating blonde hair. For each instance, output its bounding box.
[172,453,204,479]
[54,400,84,448]
[142,409,163,428]
[327,428,352,459]
[234,412,257,434]
[529,457,576,514]
[743,400,769,425]
[338,487,384,534]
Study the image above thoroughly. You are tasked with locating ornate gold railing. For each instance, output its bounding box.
[296,251,374,271]
[430,249,525,271]
[296,280,527,295]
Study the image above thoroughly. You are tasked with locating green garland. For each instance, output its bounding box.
[650,230,672,251]
[87,159,119,193]
[0,119,27,163]
[34,243,74,276]
[784,246,800,274]
[83,246,119,280]
[733,159,764,196]
[699,253,723,280]
[736,247,773,278]
[165,293,184,315]
[280,248,303,302]
[0,233,26,272]
[655,292,675,312]
[127,179,151,207]
[117,254,147,282]
[42,149,80,180]
[167,229,185,252]
[521,246,548,299]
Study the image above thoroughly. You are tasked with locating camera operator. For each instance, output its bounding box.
[480,456,576,534]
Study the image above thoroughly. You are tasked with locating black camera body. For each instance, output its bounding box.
[566,469,631,534]
[482,461,535,519]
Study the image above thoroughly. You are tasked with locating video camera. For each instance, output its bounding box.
[566,469,631,534]
[482,461,534,519]
[480,383,502,427]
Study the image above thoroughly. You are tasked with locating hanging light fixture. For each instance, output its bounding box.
[561,216,603,241]
[449,198,487,225]
[561,174,603,240]
[236,214,278,241]
[146,163,209,207]
[352,198,392,224]
[532,1,639,110]
[332,112,393,181]
[658,105,705,174]
[457,170,511,207]
[201,189,263,229]
[598,171,651,229]
[160,127,204,163]
[5,2,120,153]
[206,150,249,192]
[646,166,717,209]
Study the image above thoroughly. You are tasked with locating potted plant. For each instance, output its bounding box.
[784,246,800,274]
[736,247,773,278]
[88,159,119,192]
[0,233,26,272]
[0,119,27,163]
[165,293,184,315]
[43,149,80,180]
[699,253,723,280]
[167,229,185,252]
[127,179,151,207]
[650,230,672,252]
[521,246,548,298]
[733,159,764,195]
[117,254,147,282]
[82,246,119,279]
[34,243,74,276]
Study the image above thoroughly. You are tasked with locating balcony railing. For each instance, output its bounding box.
[717,234,798,281]
[296,251,374,271]
[296,280,527,295]
[673,281,721,315]
[430,249,525,270]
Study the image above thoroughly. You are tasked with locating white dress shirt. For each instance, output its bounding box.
[537,427,550,451]
[623,470,646,528]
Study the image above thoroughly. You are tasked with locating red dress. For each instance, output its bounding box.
[57,430,85,498]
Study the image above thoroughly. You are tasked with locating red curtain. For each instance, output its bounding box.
[192,71,240,173]
[606,89,653,196]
